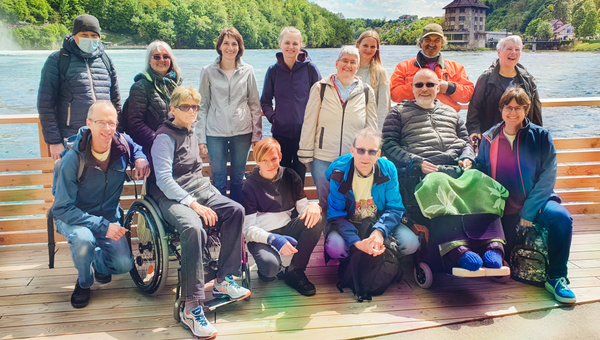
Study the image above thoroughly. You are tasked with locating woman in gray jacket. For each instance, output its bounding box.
[197,27,263,203]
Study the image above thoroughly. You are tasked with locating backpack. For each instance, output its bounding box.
[335,218,403,301]
[52,132,133,196]
[509,222,549,287]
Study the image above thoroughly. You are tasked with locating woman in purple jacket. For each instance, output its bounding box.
[260,27,321,184]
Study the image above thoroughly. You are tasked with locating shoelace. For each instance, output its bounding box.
[555,277,571,291]
[190,306,208,326]
[224,275,241,288]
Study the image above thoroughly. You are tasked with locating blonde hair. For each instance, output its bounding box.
[253,138,281,166]
[356,30,388,87]
[278,27,303,45]
[170,86,201,108]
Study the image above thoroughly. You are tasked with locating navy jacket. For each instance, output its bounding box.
[476,119,560,221]
[326,153,406,247]
[52,127,145,237]
[260,50,321,139]
[37,34,121,145]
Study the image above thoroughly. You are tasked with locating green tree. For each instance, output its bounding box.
[573,0,597,36]
[554,0,573,23]
[535,20,554,38]
[526,18,542,36]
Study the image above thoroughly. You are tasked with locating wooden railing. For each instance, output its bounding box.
[1,97,599,246]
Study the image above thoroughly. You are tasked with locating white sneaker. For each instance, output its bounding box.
[180,305,217,339]
[212,275,251,301]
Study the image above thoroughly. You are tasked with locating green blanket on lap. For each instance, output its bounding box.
[414,169,509,219]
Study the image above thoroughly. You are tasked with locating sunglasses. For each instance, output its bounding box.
[176,104,200,112]
[355,147,379,157]
[413,82,438,88]
[152,55,171,61]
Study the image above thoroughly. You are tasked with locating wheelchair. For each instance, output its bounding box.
[402,206,510,289]
[122,193,251,320]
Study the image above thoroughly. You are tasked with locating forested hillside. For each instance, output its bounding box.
[0,0,353,49]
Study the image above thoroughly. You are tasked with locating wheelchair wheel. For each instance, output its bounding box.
[124,200,169,295]
[241,262,251,291]
[174,298,183,322]
[414,262,433,289]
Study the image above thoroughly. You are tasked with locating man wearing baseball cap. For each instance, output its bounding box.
[389,23,473,112]
[38,14,121,160]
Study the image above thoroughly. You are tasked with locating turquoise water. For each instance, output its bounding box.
[1,46,599,158]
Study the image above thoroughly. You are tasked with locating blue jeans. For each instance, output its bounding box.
[325,223,420,259]
[502,200,573,279]
[206,133,252,204]
[309,159,332,211]
[55,219,133,288]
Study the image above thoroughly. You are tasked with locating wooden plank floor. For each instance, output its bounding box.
[1,214,600,340]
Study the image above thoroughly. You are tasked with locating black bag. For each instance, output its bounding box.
[336,218,403,301]
[509,222,549,287]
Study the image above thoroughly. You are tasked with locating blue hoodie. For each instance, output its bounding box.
[52,127,145,237]
[325,153,406,247]
[260,49,321,139]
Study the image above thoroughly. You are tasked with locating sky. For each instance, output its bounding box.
[313,0,448,20]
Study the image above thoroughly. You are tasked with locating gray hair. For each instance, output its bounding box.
[353,127,382,147]
[497,35,523,51]
[87,100,117,119]
[145,40,181,79]
[337,45,360,63]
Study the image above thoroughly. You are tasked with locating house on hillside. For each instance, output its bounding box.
[551,19,575,40]
[443,0,489,48]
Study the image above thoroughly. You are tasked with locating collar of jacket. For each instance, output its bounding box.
[275,49,310,71]
[161,119,196,135]
[321,74,366,101]
[212,56,246,70]
[483,117,532,143]
[414,51,446,69]
[247,166,285,184]
[488,59,531,88]
[78,128,129,169]
[337,158,391,195]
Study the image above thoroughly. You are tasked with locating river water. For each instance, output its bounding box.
[1,46,599,158]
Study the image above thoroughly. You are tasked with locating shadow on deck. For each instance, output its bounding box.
[1,214,599,340]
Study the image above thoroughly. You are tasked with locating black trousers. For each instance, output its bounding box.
[273,135,306,184]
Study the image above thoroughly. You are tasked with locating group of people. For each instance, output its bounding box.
[40,14,575,340]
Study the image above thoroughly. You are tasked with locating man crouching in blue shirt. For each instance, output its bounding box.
[325,127,419,259]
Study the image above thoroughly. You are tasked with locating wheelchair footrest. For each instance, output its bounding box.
[452,266,510,277]
[203,297,235,312]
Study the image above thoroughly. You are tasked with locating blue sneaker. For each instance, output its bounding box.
[545,277,576,304]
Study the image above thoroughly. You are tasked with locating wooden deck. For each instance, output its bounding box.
[1,213,599,340]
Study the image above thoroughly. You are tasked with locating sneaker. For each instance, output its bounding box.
[284,268,316,296]
[212,275,251,301]
[545,277,576,304]
[71,280,90,308]
[92,263,112,284]
[180,305,217,339]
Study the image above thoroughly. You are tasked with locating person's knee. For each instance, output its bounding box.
[325,231,348,259]
[392,225,420,255]
[70,228,96,256]
[258,259,280,278]
[112,253,134,274]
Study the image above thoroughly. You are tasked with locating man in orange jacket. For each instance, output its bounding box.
[389,24,474,112]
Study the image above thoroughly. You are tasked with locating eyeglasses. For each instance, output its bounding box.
[413,82,438,88]
[355,147,379,157]
[503,105,525,113]
[152,55,171,61]
[176,104,200,112]
[90,120,117,129]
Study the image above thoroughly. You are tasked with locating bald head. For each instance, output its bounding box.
[412,69,440,109]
